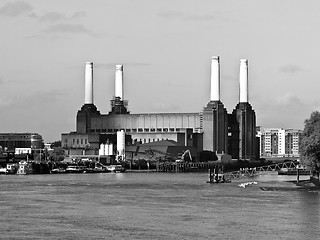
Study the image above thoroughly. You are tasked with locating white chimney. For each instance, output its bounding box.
[84,62,93,104]
[115,65,123,99]
[210,56,220,101]
[239,59,248,103]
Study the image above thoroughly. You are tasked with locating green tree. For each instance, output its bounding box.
[48,147,65,162]
[300,111,320,171]
[50,141,62,148]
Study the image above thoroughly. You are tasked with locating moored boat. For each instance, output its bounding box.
[16,161,33,175]
[50,168,67,174]
[106,165,126,173]
[65,165,85,173]
[0,167,7,174]
[6,163,18,174]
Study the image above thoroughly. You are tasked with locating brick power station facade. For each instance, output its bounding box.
[62,57,258,160]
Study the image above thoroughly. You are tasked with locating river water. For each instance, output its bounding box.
[0,172,319,240]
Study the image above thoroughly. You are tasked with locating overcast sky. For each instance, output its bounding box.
[1,0,319,142]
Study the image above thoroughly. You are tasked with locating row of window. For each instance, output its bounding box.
[133,138,169,144]
[72,139,88,145]
[89,128,182,133]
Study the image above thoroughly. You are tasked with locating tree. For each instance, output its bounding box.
[48,147,65,162]
[300,111,320,170]
[199,150,218,162]
[50,141,62,148]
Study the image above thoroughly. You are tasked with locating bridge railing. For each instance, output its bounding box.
[224,161,299,180]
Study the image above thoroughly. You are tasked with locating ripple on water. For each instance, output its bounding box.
[0,173,319,240]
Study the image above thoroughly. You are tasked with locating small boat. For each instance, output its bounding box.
[50,168,67,174]
[0,167,7,174]
[106,165,126,173]
[16,161,33,175]
[238,181,258,188]
[6,164,18,174]
[65,165,85,173]
[207,167,231,183]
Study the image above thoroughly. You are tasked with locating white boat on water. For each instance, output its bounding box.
[106,165,126,173]
[0,167,7,174]
[50,168,67,174]
[65,165,85,173]
[238,181,258,188]
[16,161,33,175]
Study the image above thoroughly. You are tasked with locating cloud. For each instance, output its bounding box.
[38,12,66,22]
[1,90,66,109]
[255,92,316,129]
[43,23,91,34]
[275,93,305,107]
[37,11,86,22]
[71,11,86,19]
[158,11,219,21]
[148,102,181,113]
[0,1,33,17]
[278,65,302,74]
[158,11,185,19]
[95,62,151,70]
[185,14,217,21]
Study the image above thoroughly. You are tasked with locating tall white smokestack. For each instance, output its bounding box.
[239,59,248,103]
[84,62,93,104]
[210,56,220,101]
[115,65,123,99]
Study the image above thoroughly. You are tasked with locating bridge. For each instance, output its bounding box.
[223,161,305,180]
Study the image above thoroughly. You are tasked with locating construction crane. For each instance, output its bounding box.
[176,149,193,163]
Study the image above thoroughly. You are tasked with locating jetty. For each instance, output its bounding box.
[156,162,217,173]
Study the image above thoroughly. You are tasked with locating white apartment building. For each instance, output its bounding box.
[258,128,302,158]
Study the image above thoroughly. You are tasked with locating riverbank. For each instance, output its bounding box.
[282,178,320,191]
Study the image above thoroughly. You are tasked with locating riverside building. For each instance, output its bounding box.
[0,133,44,151]
[62,57,259,161]
[258,128,302,158]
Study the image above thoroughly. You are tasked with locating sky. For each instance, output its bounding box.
[1,0,320,142]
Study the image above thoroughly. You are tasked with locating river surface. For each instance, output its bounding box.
[0,172,319,239]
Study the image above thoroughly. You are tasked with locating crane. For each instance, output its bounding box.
[176,149,193,163]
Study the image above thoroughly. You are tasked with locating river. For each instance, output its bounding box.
[0,172,319,239]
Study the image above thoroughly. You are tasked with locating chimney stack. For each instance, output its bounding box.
[115,65,123,99]
[84,62,93,104]
[210,56,220,102]
[239,59,248,103]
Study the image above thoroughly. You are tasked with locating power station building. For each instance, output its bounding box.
[62,57,259,161]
